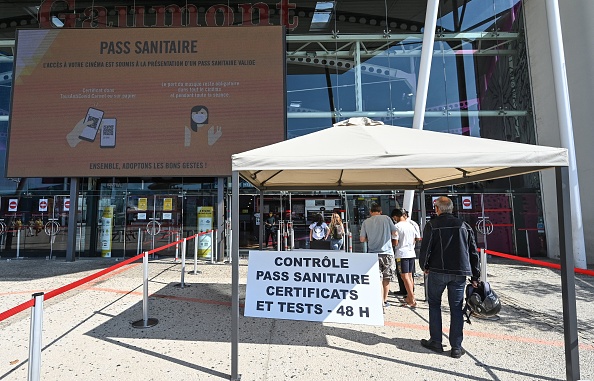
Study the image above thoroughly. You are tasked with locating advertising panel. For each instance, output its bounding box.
[100,205,114,257]
[197,206,213,258]
[7,27,286,177]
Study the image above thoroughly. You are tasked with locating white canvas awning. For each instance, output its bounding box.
[232,122,568,190]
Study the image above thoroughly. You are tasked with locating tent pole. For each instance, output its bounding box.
[403,0,439,213]
[259,193,264,250]
[231,171,241,381]
[555,166,580,381]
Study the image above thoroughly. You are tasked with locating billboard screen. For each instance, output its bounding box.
[7,26,286,177]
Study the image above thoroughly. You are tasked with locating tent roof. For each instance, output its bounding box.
[232,123,568,190]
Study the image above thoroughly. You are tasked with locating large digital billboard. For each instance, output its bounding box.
[7,26,286,177]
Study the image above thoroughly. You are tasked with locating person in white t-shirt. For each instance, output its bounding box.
[392,208,420,308]
[309,213,328,242]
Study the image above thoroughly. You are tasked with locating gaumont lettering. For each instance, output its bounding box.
[38,0,299,30]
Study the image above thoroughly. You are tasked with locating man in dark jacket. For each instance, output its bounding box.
[419,196,480,358]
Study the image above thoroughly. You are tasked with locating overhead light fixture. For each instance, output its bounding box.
[309,1,335,32]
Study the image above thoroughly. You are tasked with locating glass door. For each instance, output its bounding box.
[124,192,183,257]
[453,193,515,255]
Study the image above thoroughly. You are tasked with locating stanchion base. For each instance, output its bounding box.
[173,283,192,288]
[189,271,202,275]
[231,375,242,381]
[131,318,159,328]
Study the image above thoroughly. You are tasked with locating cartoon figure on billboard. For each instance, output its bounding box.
[185,105,222,147]
[190,105,209,132]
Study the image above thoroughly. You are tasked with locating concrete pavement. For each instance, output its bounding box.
[1,253,593,381]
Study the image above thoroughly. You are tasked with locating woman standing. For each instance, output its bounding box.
[326,212,345,250]
[309,213,328,243]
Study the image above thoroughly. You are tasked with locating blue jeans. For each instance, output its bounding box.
[330,238,343,250]
[426,272,466,349]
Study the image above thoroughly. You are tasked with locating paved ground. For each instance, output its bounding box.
[1,252,593,381]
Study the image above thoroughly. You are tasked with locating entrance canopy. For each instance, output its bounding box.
[230,118,578,381]
[232,120,568,191]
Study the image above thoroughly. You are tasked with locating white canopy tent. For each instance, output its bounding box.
[228,119,580,381]
[232,121,568,191]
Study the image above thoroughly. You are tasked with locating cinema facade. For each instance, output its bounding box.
[0,0,591,265]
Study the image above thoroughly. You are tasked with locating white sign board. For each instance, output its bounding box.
[8,199,18,212]
[245,250,384,326]
[462,196,472,210]
[39,199,48,212]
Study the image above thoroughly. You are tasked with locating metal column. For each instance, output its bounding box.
[403,0,440,213]
[545,0,587,269]
[66,178,79,262]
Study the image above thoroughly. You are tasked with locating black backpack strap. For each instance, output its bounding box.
[463,280,473,324]
[463,305,472,324]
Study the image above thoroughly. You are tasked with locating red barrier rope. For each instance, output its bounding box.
[0,299,35,323]
[44,252,144,300]
[0,232,205,322]
[485,249,594,277]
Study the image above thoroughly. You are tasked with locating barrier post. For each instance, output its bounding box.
[347,230,352,252]
[229,231,233,263]
[480,248,487,283]
[175,232,180,261]
[49,229,53,259]
[28,292,44,381]
[213,230,218,262]
[175,239,190,288]
[16,229,21,259]
[210,230,214,264]
[132,251,158,328]
[525,230,531,259]
[193,235,199,275]
[277,227,281,251]
[136,228,142,255]
[227,220,232,263]
[283,224,288,251]
[289,222,295,250]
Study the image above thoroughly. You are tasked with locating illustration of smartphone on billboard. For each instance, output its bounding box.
[78,107,104,142]
[100,118,116,148]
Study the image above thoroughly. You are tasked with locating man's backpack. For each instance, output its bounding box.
[463,280,501,323]
[332,224,344,239]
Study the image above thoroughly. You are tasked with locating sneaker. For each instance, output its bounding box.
[451,348,466,358]
[421,339,444,353]
[383,302,390,308]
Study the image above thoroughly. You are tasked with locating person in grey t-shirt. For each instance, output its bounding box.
[360,203,397,308]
